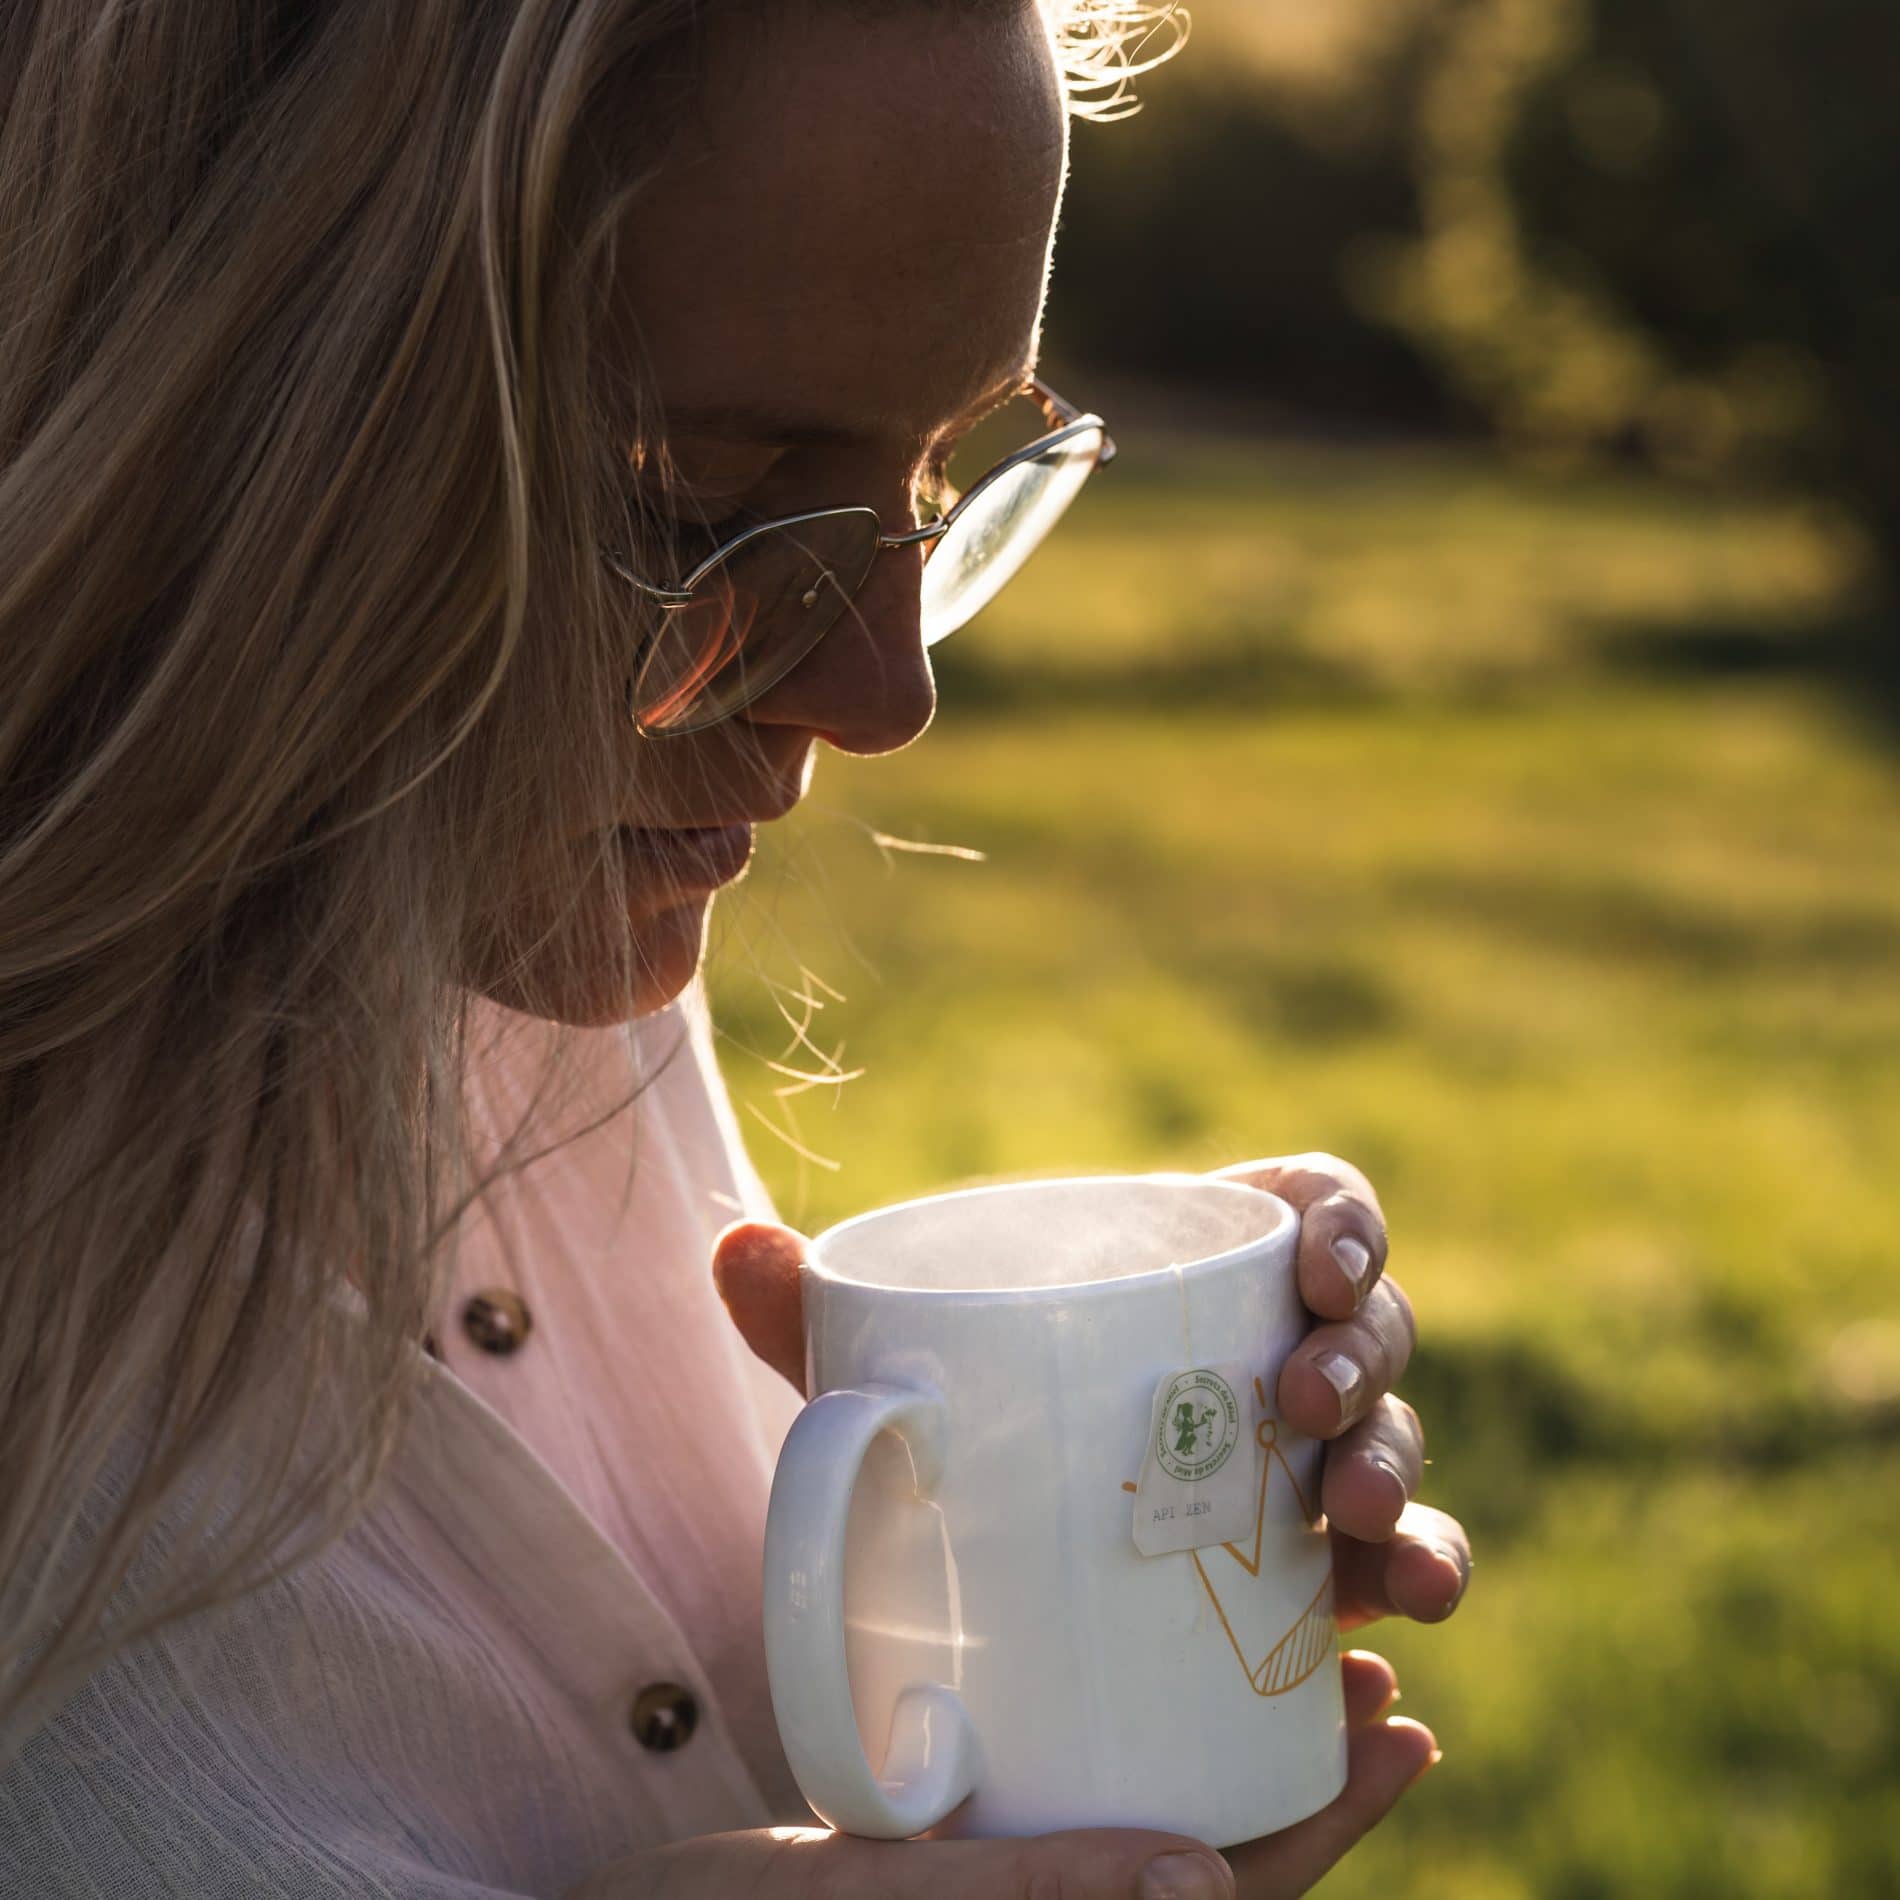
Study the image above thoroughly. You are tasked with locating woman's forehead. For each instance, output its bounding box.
[608,1,1067,451]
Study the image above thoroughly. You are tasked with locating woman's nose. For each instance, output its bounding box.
[741,533,937,757]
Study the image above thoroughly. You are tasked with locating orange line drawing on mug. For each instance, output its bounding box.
[1125,1375,1335,1698]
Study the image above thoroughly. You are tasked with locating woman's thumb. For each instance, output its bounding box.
[565,1823,1236,1900]
[711,1219,810,1393]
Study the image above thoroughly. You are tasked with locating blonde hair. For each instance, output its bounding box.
[0,0,1185,1752]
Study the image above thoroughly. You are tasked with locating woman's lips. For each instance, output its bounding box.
[616,821,755,885]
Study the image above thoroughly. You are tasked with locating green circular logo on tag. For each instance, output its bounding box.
[1156,1368,1241,1481]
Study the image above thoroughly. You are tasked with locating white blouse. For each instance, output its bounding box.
[0,979,814,1897]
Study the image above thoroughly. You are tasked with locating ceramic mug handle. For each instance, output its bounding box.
[761,1380,981,1838]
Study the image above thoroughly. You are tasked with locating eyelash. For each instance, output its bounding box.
[919,444,956,502]
[650,415,981,545]
[640,493,756,569]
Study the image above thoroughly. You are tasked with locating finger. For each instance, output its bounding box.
[1224,1716,1439,1897]
[570,1823,1239,1900]
[1319,1397,1424,1544]
[710,1220,809,1394]
[1293,1189,1389,1321]
[1339,1648,1401,1728]
[1276,1277,1416,1437]
[1331,1501,1472,1632]
[1208,1154,1388,1322]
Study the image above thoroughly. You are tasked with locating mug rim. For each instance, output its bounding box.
[804,1171,1297,1302]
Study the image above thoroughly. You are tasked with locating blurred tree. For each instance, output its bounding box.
[1048,7,1455,430]
[1359,0,1900,593]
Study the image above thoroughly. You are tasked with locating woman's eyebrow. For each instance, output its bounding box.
[659,359,1036,447]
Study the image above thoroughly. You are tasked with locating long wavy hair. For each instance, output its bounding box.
[0,0,1186,1752]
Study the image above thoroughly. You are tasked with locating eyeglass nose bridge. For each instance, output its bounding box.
[868,408,1111,557]
[877,518,953,552]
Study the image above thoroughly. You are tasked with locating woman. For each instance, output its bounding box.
[0,2,1471,1894]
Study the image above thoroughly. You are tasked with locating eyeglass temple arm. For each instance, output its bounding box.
[1032,374,1118,467]
[601,551,696,607]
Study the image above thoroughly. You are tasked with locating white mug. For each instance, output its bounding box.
[761,1171,1348,1849]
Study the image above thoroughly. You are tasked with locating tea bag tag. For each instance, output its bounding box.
[1132,1362,1261,1557]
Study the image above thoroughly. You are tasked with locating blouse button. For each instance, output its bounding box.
[629,1681,699,1753]
[461,1289,532,1356]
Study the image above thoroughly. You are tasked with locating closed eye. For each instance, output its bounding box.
[653,503,768,580]
[651,477,765,532]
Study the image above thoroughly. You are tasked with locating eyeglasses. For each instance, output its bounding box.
[602,375,1117,737]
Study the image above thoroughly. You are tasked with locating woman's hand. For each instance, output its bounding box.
[710,1152,1468,1895]
[563,1647,1425,1896]
[1201,1154,1471,1637]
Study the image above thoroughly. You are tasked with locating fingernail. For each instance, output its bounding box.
[1140,1852,1234,1900]
[1369,1453,1409,1513]
[1331,1234,1372,1303]
[1433,1544,1470,1612]
[1314,1349,1366,1425]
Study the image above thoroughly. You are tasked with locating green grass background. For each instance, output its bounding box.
[702,425,1900,1897]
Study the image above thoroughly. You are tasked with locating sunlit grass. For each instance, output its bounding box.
[703,434,1897,1896]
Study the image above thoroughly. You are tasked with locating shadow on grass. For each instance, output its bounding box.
[1406,1329,1900,1552]
[937,605,1900,741]
[1581,605,1900,742]
[937,639,1381,721]
[1388,863,1900,977]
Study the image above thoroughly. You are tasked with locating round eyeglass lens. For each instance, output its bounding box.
[918,426,1102,647]
[633,509,882,735]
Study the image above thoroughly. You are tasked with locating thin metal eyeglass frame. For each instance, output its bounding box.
[601,374,1117,733]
